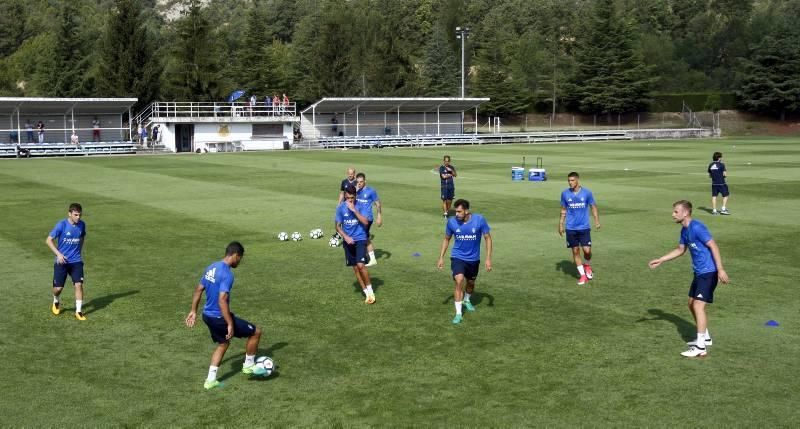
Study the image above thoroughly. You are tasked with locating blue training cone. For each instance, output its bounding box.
[765,320,780,327]
[412,252,421,257]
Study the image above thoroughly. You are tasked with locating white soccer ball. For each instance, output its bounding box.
[329,237,341,247]
[255,356,274,376]
[291,231,302,241]
[278,232,289,241]
[309,228,323,239]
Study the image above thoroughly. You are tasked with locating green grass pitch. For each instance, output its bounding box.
[1,137,798,426]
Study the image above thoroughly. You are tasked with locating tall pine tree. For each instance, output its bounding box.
[564,0,655,116]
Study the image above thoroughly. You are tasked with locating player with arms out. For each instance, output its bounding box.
[185,241,267,390]
[355,172,382,267]
[46,203,88,320]
[439,155,457,218]
[559,172,600,285]
[437,199,493,325]
[335,186,376,304]
[649,200,729,358]
[708,151,730,215]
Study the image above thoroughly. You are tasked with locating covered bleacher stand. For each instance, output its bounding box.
[299,97,488,149]
[1,97,138,158]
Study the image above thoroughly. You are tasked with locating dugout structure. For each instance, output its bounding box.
[299,97,489,148]
[0,97,138,158]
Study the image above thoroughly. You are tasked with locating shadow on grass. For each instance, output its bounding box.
[218,341,289,382]
[697,206,716,214]
[83,290,140,315]
[373,248,392,261]
[351,276,383,294]
[636,308,695,341]
[555,260,579,279]
[441,291,495,307]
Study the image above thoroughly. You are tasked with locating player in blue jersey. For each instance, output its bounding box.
[437,199,493,324]
[46,203,88,320]
[559,172,600,285]
[649,200,730,358]
[335,185,376,304]
[355,172,382,267]
[184,241,267,390]
[439,155,457,218]
[708,152,730,215]
[338,167,357,204]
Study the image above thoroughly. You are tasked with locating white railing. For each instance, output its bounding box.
[145,101,297,119]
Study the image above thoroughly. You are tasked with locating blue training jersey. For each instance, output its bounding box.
[335,202,367,241]
[446,214,491,262]
[200,261,234,318]
[49,219,86,263]
[680,219,717,274]
[708,161,726,185]
[561,187,596,230]
[356,186,379,221]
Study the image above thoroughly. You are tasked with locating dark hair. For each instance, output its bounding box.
[443,155,451,161]
[68,203,82,213]
[713,152,722,161]
[453,199,470,210]
[345,185,357,195]
[673,200,693,215]
[356,172,366,180]
[568,172,580,178]
[226,241,245,256]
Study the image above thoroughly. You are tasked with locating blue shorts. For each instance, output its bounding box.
[689,272,718,303]
[344,240,369,266]
[451,258,480,280]
[53,262,84,287]
[565,229,592,248]
[202,313,257,344]
[711,184,729,197]
[441,186,455,201]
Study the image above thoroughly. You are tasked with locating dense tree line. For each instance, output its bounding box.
[0,0,798,118]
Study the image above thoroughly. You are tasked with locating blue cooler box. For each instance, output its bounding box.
[512,167,524,181]
[528,168,547,181]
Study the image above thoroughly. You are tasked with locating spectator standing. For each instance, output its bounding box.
[70,131,79,145]
[265,96,272,116]
[282,94,290,114]
[92,117,101,142]
[140,124,148,148]
[37,120,45,143]
[273,94,280,115]
[25,120,34,143]
[151,125,160,146]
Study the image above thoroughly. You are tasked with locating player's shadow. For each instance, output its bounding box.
[555,260,579,279]
[441,291,495,307]
[218,341,288,382]
[697,206,715,214]
[352,277,384,294]
[374,248,392,261]
[636,308,695,341]
[83,290,139,315]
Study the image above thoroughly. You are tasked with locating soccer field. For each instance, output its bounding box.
[1,137,798,427]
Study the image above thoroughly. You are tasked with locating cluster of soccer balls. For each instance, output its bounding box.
[277,229,326,242]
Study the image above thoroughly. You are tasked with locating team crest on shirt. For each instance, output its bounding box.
[66,232,72,236]
[472,228,476,233]
[581,197,585,202]
[456,228,461,233]
[710,164,719,170]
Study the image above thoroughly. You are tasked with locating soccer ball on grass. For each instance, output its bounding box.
[329,237,341,247]
[291,231,302,241]
[277,232,289,241]
[255,356,274,376]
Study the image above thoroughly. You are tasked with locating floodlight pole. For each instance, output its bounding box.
[455,26,470,98]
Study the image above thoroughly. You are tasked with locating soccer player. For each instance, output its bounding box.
[338,167,357,204]
[439,155,457,218]
[437,199,493,324]
[355,172,382,267]
[46,203,88,320]
[559,172,600,285]
[335,185,376,304]
[184,241,267,390]
[708,151,730,215]
[648,200,730,358]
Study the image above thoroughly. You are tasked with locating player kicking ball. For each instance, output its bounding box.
[185,242,268,390]
[649,200,729,358]
[437,199,493,324]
